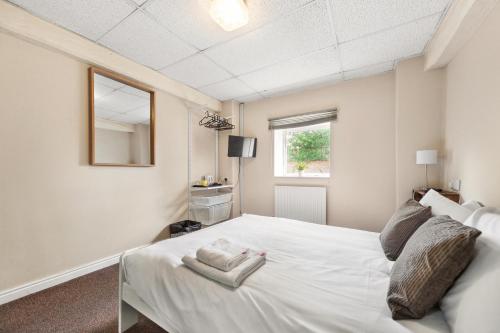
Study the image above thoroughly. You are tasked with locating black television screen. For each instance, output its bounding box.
[228,135,257,158]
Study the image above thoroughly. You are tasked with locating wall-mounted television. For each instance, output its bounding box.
[228,135,257,158]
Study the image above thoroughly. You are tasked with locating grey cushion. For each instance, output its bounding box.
[380,199,432,260]
[387,215,481,320]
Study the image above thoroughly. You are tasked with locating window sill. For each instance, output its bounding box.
[274,174,330,179]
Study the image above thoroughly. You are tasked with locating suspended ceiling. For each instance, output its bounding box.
[8,0,452,102]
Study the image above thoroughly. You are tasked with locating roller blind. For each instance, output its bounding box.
[268,108,337,130]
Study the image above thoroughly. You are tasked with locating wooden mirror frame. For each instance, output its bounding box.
[89,67,155,167]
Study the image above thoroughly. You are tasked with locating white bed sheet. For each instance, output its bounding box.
[123,214,450,333]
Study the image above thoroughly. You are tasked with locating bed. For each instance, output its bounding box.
[119,214,450,333]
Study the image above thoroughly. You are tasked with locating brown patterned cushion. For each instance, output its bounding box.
[387,215,481,319]
[380,199,432,260]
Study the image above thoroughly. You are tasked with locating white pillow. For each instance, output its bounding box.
[461,200,484,212]
[440,207,500,333]
[419,189,472,222]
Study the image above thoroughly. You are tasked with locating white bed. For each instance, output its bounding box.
[119,214,450,333]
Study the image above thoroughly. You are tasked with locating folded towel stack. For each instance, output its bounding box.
[182,238,265,288]
[196,238,250,271]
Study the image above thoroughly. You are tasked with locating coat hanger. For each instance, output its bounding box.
[198,111,235,131]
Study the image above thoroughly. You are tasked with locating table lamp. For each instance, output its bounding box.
[416,150,438,190]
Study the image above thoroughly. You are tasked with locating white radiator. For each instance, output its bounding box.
[274,186,326,224]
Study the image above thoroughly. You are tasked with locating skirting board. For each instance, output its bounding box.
[0,252,121,306]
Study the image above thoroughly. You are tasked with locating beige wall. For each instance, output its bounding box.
[443,3,500,207]
[0,32,190,291]
[6,1,494,291]
[240,57,447,231]
[395,57,445,205]
[190,110,217,186]
[95,128,132,164]
[95,124,151,165]
[242,74,397,232]
[130,124,151,165]
[218,101,241,218]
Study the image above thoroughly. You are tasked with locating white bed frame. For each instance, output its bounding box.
[118,251,178,333]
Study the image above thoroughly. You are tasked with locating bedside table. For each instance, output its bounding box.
[412,189,460,203]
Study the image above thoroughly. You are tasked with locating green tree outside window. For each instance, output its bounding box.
[288,129,330,169]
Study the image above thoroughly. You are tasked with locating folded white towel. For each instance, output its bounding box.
[196,238,249,272]
[182,252,266,288]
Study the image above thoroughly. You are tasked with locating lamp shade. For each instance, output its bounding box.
[416,150,438,165]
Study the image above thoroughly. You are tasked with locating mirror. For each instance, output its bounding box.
[89,67,155,166]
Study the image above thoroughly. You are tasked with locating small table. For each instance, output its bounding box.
[412,189,460,203]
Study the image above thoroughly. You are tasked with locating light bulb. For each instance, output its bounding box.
[209,0,249,32]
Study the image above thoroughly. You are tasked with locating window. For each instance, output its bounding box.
[274,122,331,177]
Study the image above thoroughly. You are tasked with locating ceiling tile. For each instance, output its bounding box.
[94,73,125,89]
[95,108,121,120]
[144,0,312,50]
[11,0,451,102]
[343,61,394,81]
[118,85,151,99]
[94,83,115,100]
[239,47,341,92]
[124,105,150,118]
[130,0,148,5]
[8,0,136,41]
[235,93,264,103]
[340,14,441,71]
[198,79,255,101]
[204,0,336,75]
[109,113,148,124]
[99,10,197,69]
[160,54,232,88]
[331,0,451,42]
[95,90,149,113]
[260,72,342,98]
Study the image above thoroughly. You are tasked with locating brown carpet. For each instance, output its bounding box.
[0,265,167,333]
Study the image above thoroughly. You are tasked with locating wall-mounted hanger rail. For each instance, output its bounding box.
[199,111,235,131]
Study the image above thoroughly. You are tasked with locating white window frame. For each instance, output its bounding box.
[273,122,331,178]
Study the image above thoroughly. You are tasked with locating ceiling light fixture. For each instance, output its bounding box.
[209,0,249,32]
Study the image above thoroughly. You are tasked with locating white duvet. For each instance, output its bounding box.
[123,214,449,333]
